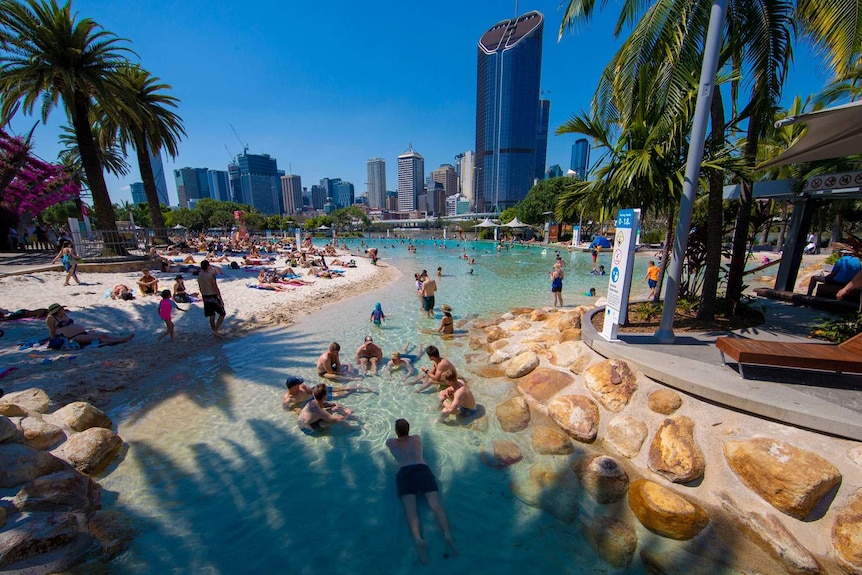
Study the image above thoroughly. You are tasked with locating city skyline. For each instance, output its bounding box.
[5,1,828,209]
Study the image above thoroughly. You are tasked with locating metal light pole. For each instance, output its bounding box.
[655,0,728,343]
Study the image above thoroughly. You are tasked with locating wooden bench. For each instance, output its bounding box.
[715,332,862,379]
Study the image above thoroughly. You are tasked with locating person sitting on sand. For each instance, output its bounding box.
[355,335,384,375]
[385,418,457,564]
[438,370,478,418]
[110,284,134,300]
[415,346,456,393]
[137,269,159,295]
[173,275,194,303]
[45,303,135,347]
[298,384,353,433]
[317,342,360,381]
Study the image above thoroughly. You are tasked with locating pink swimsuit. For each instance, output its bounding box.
[159,299,173,321]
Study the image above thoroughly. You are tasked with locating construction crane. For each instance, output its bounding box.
[229,123,249,155]
[224,144,234,161]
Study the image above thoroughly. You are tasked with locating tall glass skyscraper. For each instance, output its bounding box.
[475,11,544,212]
[228,152,282,215]
[130,182,147,205]
[281,174,303,215]
[148,146,170,206]
[570,138,590,179]
[535,99,550,181]
[366,158,387,209]
[174,167,211,208]
[207,170,231,203]
[397,145,424,212]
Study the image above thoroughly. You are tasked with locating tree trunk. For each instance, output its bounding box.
[830,211,842,245]
[654,206,675,302]
[726,113,763,311]
[71,92,124,255]
[697,89,726,321]
[133,134,168,241]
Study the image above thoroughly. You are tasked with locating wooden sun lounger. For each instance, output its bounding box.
[715,332,862,379]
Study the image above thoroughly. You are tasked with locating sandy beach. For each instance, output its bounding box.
[0,252,396,410]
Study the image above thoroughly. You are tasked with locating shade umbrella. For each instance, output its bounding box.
[316,225,330,230]
[589,236,611,249]
[173,224,186,229]
[502,217,528,228]
[473,218,499,228]
[758,100,862,169]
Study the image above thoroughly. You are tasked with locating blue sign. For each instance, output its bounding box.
[611,267,620,282]
[616,209,636,229]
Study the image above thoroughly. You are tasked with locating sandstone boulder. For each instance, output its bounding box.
[574,454,629,504]
[60,427,122,475]
[506,351,539,378]
[481,440,523,468]
[0,404,27,417]
[648,389,682,415]
[724,438,841,520]
[560,328,582,343]
[467,415,489,432]
[489,349,513,365]
[584,516,637,569]
[1,388,50,413]
[467,364,505,379]
[548,395,600,443]
[88,510,135,559]
[0,511,86,569]
[505,321,533,332]
[51,402,112,432]
[648,416,705,483]
[568,354,592,374]
[510,462,581,522]
[489,339,509,351]
[584,359,638,412]
[517,368,576,405]
[548,341,582,368]
[20,416,64,450]
[0,416,18,443]
[849,446,862,468]
[522,329,562,348]
[530,309,549,322]
[13,470,101,513]
[719,493,821,575]
[468,336,486,351]
[628,479,709,540]
[496,396,530,433]
[485,326,508,343]
[473,317,504,329]
[604,415,648,458]
[550,311,581,332]
[531,425,573,455]
[0,443,67,488]
[832,488,862,574]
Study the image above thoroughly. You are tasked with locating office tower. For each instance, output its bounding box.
[228,152,281,215]
[546,164,563,179]
[208,170,231,202]
[366,158,387,209]
[311,184,326,210]
[174,167,211,208]
[456,151,475,209]
[333,180,355,209]
[535,99,550,181]
[475,11,544,212]
[281,174,303,215]
[148,146,170,206]
[397,144,424,212]
[130,182,146,205]
[432,164,458,198]
[570,138,590,179]
[386,190,398,211]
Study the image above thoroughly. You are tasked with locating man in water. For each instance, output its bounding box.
[438,370,478,418]
[355,335,383,375]
[198,260,226,337]
[317,342,360,381]
[415,345,456,392]
[420,273,438,319]
[298,384,352,433]
[385,418,456,563]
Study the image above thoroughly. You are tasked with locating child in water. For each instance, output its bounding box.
[157,289,186,342]
[370,302,386,326]
[584,287,597,297]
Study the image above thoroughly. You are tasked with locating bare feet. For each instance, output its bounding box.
[415,538,428,564]
[444,537,458,558]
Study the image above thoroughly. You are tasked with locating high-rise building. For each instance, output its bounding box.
[208,170,231,202]
[546,164,563,179]
[174,167,211,208]
[397,145,424,212]
[366,158,387,209]
[475,11,544,212]
[333,180,355,209]
[281,174,303,215]
[228,152,282,215]
[431,164,457,216]
[571,138,590,179]
[148,146,170,206]
[535,99,550,181]
[310,184,326,210]
[456,151,475,209]
[130,182,146,205]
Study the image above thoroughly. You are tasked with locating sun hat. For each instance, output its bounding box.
[441,304,452,312]
[365,335,373,342]
[285,376,304,388]
[47,303,63,315]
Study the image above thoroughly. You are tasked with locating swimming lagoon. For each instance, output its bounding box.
[100,240,678,574]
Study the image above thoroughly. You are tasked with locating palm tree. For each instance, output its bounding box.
[105,64,185,238]
[0,0,132,251]
[58,123,130,185]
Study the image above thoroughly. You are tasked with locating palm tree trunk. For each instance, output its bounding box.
[698,89,726,321]
[72,92,124,255]
[133,134,168,240]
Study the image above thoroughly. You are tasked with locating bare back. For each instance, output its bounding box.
[197,270,218,297]
[385,435,426,468]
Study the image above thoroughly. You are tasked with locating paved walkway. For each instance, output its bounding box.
[582,300,862,441]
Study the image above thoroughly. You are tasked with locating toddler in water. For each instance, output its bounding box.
[370,302,386,326]
[157,289,186,342]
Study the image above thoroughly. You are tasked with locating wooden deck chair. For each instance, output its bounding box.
[715,332,862,379]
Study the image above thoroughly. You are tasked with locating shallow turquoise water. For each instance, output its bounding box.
[100,239,663,574]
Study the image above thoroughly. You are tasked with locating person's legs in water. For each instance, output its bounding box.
[399,493,428,564]
[425,491,457,557]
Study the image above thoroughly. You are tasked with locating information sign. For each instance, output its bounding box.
[601,209,641,341]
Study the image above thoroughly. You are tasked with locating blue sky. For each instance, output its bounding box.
[7,0,835,207]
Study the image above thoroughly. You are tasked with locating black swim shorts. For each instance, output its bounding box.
[202,294,225,317]
[396,463,439,497]
[422,296,435,312]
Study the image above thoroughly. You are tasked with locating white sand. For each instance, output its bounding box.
[0,253,397,409]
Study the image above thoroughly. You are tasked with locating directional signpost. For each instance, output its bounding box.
[601,208,641,342]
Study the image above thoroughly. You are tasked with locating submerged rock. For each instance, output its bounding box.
[583,359,638,412]
[584,516,637,569]
[724,438,841,520]
[548,395,600,443]
[496,396,530,433]
[604,415,648,458]
[531,425,573,455]
[88,510,135,559]
[573,454,630,504]
[482,440,523,468]
[628,479,709,540]
[517,368,575,404]
[648,416,705,483]
[510,461,582,522]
